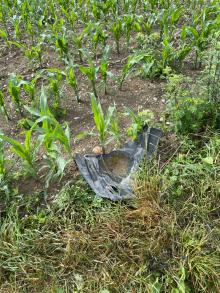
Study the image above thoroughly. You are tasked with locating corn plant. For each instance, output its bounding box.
[25,39,44,66]
[55,34,69,64]
[161,28,174,68]
[48,72,63,108]
[8,40,44,66]
[22,77,38,101]
[61,5,77,28]
[0,90,10,120]
[120,52,150,89]
[110,18,122,55]
[187,16,218,69]
[66,65,81,103]
[0,3,9,37]
[91,94,115,153]
[0,28,8,42]
[79,52,99,97]
[170,6,183,32]
[33,116,71,187]
[187,26,204,68]
[26,18,35,45]
[0,130,36,175]
[26,87,72,186]
[72,33,84,62]
[109,110,121,144]
[91,23,107,59]
[123,14,135,50]
[92,1,101,21]
[12,16,21,40]
[100,45,114,95]
[99,0,112,22]
[8,74,23,115]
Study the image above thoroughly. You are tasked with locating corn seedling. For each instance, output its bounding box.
[120,52,151,89]
[0,90,10,120]
[110,18,122,55]
[79,52,99,97]
[22,77,38,101]
[55,34,69,64]
[26,87,72,186]
[99,0,112,22]
[91,94,116,153]
[12,16,21,40]
[170,6,183,31]
[72,33,84,62]
[161,28,174,68]
[8,73,23,115]
[100,45,114,95]
[0,130,36,175]
[123,14,136,51]
[8,40,44,66]
[66,65,81,103]
[91,23,107,59]
[48,72,63,108]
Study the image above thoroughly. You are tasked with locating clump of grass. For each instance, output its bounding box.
[1,136,220,292]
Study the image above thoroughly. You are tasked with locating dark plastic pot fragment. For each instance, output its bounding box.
[75,127,163,201]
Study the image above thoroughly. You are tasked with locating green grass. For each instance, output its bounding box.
[1,135,220,293]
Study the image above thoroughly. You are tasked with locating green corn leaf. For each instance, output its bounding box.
[171,7,183,25]
[188,26,199,40]
[0,29,7,39]
[79,65,90,76]
[24,106,41,117]
[24,130,32,152]
[91,94,105,143]
[0,134,31,165]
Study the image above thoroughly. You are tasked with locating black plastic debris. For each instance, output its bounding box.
[75,127,163,201]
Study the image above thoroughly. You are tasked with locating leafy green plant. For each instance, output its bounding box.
[72,33,84,62]
[161,27,174,68]
[8,73,23,115]
[100,45,113,95]
[125,108,154,140]
[120,52,156,89]
[0,130,36,174]
[48,72,63,108]
[25,87,72,186]
[123,14,141,51]
[22,77,38,101]
[110,18,122,55]
[165,73,220,135]
[91,94,116,153]
[55,34,69,64]
[91,23,107,58]
[79,53,99,97]
[66,65,81,102]
[0,90,10,120]
[8,40,44,66]
[12,16,21,40]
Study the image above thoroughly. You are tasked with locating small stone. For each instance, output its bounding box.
[92,146,103,154]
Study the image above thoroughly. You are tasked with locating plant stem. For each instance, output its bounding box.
[92,81,98,98]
